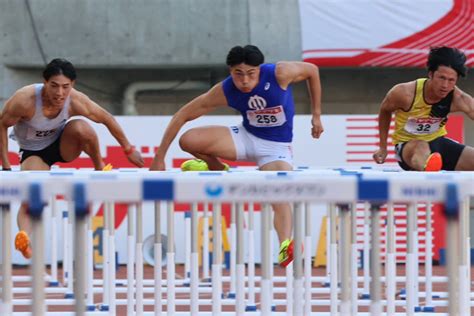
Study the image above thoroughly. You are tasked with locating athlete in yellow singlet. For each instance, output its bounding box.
[373,46,474,171]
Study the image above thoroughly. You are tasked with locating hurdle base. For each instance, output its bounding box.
[99,304,109,311]
[86,305,96,311]
[360,293,370,299]
[64,293,74,299]
[422,306,435,312]
[245,305,257,312]
[226,292,236,299]
[199,277,212,287]
[48,281,59,287]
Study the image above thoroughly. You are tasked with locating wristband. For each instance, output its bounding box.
[123,146,134,155]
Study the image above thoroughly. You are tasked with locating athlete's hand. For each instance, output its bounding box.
[373,148,387,164]
[1,160,12,171]
[149,157,166,171]
[311,116,324,139]
[127,149,145,168]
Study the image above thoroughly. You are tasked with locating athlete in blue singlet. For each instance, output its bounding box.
[150,45,323,266]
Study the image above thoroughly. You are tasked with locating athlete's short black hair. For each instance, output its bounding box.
[226,45,264,67]
[427,46,467,78]
[43,58,77,81]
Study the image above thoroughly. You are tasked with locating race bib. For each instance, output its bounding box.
[246,105,286,127]
[404,117,443,135]
[26,127,58,140]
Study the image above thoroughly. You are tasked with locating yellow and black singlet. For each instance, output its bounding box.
[392,78,453,145]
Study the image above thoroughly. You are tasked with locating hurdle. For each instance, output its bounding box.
[0,169,472,315]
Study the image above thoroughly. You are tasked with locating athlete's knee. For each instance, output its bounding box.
[179,130,198,153]
[65,119,98,142]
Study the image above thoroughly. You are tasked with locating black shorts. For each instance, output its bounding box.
[19,135,66,166]
[395,136,465,171]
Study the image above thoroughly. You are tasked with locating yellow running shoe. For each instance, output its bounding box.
[180,159,230,171]
[15,231,32,259]
[180,159,209,171]
[102,163,113,171]
[278,239,294,267]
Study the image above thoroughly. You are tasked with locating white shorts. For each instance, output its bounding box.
[228,125,293,168]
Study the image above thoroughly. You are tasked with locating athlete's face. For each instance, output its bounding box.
[43,75,74,107]
[428,66,458,99]
[229,63,260,93]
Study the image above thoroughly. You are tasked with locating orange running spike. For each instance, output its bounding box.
[15,231,32,259]
[424,152,442,172]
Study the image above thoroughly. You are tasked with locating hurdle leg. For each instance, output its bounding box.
[49,197,59,287]
[127,204,135,316]
[100,202,109,310]
[246,203,257,311]
[107,202,117,315]
[190,202,198,315]
[184,211,191,284]
[325,204,331,287]
[361,201,370,299]
[406,203,416,315]
[260,203,272,314]
[424,202,434,312]
[350,203,358,316]
[86,214,94,311]
[74,207,87,315]
[304,202,312,315]
[62,208,68,287]
[1,203,13,315]
[413,202,420,311]
[292,202,304,315]
[369,203,382,315]
[65,203,75,299]
[228,202,237,298]
[154,202,163,315]
[202,203,210,281]
[446,204,460,316]
[329,203,338,314]
[135,202,144,314]
[32,214,46,315]
[339,204,351,315]
[286,261,293,314]
[166,201,176,314]
[212,202,222,314]
[385,202,396,315]
[459,197,470,315]
[236,203,245,314]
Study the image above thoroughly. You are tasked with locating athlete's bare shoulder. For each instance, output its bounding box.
[385,81,416,111]
[3,85,37,118]
[68,88,94,115]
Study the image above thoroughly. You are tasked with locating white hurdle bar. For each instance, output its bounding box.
[0,169,472,315]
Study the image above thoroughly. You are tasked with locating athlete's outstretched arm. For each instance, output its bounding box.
[373,85,407,164]
[70,91,144,167]
[0,91,30,170]
[275,61,323,138]
[150,83,227,171]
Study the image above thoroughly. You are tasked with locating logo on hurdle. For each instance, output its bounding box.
[205,184,224,198]
[401,187,437,197]
[0,186,21,198]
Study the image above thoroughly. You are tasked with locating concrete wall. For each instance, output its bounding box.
[0,0,300,68]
